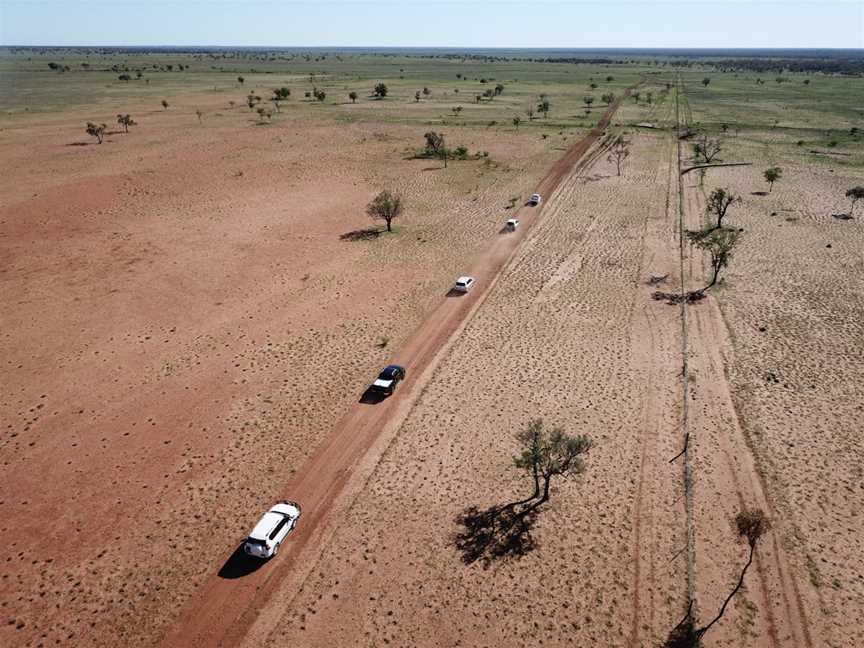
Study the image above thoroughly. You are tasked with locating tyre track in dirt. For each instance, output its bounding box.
[676,79,814,647]
[627,109,687,648]
[161,89,635,648]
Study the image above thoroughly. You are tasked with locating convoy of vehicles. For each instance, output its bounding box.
[237,192,541,563]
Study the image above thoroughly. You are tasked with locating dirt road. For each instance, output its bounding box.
[161,93,631,647]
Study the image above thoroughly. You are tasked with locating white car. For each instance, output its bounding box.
[505,218,519,231]
[454,276,475,293]
[529,193,542,205]
[243,501,302,559]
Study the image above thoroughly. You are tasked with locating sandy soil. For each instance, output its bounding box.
[681,144,864,646]
[2,74,861,648]
[237,130,692,648]
[0,92,556,647]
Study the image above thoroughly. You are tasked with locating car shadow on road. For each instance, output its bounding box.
[446,288,468,298]
[359,387,388,405]
[217,545,268,579]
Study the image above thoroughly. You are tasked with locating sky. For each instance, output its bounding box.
[1,0,863,49]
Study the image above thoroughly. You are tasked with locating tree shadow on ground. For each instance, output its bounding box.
[340,227,381,241]
[751,191,768,196]
[453,499,540,567]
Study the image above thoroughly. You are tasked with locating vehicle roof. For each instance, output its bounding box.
[380,364,404,377]
[248,511,285,541]
[506,218,519,223]
[248,503,300,540]
[531,193,541,197]
[456,276,474,283]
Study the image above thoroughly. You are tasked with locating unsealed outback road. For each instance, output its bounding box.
[161,92,631,648]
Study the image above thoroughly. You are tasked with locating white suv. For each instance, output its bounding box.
[529,193,542,205]
[454,276,475,293]
[243,501,301,558]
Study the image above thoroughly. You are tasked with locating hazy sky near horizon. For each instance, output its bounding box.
[2,0,863,49]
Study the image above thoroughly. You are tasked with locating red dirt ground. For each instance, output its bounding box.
[161,92,630,648]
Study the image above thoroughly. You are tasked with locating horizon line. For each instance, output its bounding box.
[3,44,864,52]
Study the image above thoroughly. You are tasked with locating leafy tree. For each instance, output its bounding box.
[118,74,131,82]
[694,135,722,163]
[763,167,782,193]
[646,91,653,104]
[451,105,463,116]
[589,82,598,90]
[313,88,326,102]
[272,86,290,104]
[116,114,136,133]
[161,100,169,110]
[607,135,630,176]
[513,419,592,504]
[583,95,595,108]
[706,187,741,228]
[702,77,711,87]
[846,186,864,216]
[512,116,521,129]
[366,190,403,232]
[237,76,244,85]
[605,75,614,82]
[373,82,388,98]
[537,99,550,118]
[694,227,741,289]
[494,83,505,96]
[85,122,107,144]
[422,86,431,97]
[349,91,358,103]
[601,92,616,105]
[415,90,421,102]
[423,131,447,168]
[632,91,641,103]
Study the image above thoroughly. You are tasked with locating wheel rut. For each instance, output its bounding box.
[674,77,814,648]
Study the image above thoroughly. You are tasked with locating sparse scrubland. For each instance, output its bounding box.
[1,48,862,648]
